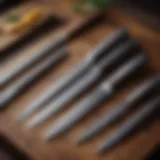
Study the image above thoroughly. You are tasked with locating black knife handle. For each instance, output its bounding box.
[107,53,147,87]
[98,40,139,71]
[89,28,129,63]
[67,12,104,40]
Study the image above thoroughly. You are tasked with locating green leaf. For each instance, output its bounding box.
[73,0,95,13]
[90,0,114,9]
[73,0,115,13]
[5,14,20,23]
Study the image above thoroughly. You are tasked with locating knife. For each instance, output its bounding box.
[27,40,139,129]
[17,28,129,123]
[0,12,104,86]
[0,16,59,61]
[77,75,160,144]
[44,54,147,141]
[97,96,160,154]
[0,47,68,109]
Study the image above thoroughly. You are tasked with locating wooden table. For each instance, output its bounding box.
[0,0,160,160]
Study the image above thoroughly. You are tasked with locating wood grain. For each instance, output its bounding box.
[0,0,160,160]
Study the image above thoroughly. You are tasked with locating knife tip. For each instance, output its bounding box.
[76,137,84,145]
[76,134,89,145]
[16,115,26,124]
[44,125,66,141]
[16,118,23,124]
[16,111,31,123]
[26,118,40,130]
[97,143,111,154]
[44,133,52,141]
[97,137,118,154]
[44,130,59,141]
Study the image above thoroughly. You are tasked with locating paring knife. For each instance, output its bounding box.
[98,96,160,154]
[27,40,139,129]
[17,28,129,123]
[0,12,104,86]
[0,47,68,109]
[77,75,160,144]
[44,54,147,141]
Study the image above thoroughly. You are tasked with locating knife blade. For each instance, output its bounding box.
[44,54,147,141]
[27,40,139,129]
[17,28,129,123]
[77,75,160,144]
[97,96,160,154]
[0,47,68,109]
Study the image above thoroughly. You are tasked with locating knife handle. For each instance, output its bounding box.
[88,28,130,63]
[107,54,147,87]
[67,12,104,40]
[98,40,139,71]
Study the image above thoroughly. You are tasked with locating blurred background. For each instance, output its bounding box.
[0,0,159,160]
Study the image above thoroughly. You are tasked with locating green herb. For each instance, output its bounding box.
[6,14,20,23]
[73,0,115,13]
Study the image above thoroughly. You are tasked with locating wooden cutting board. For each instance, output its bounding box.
[0,0,160,160]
